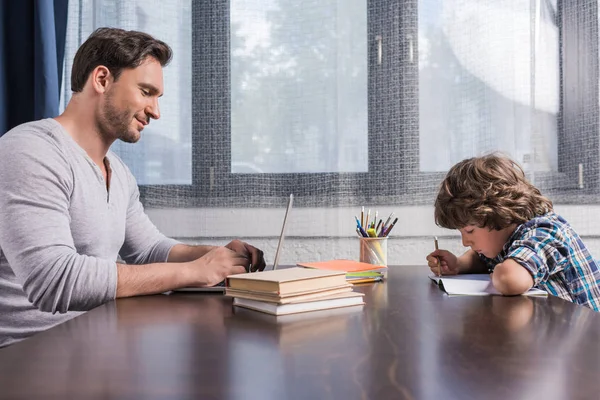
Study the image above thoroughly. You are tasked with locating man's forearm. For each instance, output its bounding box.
[167,244,216,263]
[116,262,197,298]
[117,244,248,297]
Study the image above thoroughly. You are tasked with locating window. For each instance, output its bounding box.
[560,0,600,198]
[65,1,600,207]
[141,0,420,207]
[230,0,368,174]
[62,0,192,185]
[419,0,559,172]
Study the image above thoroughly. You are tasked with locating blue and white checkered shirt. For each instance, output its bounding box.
[479,212,600,311]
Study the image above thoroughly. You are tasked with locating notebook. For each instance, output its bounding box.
[174,194,294,293]
[429,274,548,297]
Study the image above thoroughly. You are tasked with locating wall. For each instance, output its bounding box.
[147,205,600,266]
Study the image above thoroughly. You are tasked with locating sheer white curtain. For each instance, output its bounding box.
[60,0,192,185]
[58,1,599,267]
[231,0,368,174]
[419,0,559,174]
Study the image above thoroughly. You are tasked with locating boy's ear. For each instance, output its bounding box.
[89,65,113,94]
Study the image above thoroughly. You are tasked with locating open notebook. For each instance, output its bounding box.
[429,274,547,297]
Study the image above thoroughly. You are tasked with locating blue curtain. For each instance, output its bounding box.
[0,0,68,136]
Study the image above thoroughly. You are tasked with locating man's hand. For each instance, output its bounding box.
[426,249,460,275]
[225,239,266,272]
[116,245,254,297]
[185,246,249,287]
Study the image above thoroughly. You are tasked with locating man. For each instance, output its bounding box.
[0,28,265,348]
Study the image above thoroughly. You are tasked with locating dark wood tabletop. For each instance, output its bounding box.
[1,266,599,400]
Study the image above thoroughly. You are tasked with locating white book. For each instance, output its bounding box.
[232,291,365,316]
[429,274,547,297]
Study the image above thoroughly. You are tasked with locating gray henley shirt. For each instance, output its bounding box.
[0,118,179,347]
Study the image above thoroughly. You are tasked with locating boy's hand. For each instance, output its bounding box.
[426,249,460,275]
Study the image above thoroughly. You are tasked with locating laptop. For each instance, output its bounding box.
[173,194,293,293]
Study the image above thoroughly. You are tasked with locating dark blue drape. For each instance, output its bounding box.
[0,0,68,136]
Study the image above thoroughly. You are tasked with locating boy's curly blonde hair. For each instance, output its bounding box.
[434,154,553,230]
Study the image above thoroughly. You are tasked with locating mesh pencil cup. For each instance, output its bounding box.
[359,237,388,267]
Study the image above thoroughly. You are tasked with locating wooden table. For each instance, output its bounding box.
[1,266,599,400]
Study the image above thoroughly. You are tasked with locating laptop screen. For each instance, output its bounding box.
[173,194,293,292]
[272,193,293,270]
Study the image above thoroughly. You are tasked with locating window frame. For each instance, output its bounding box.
[139,0,600,208]
[557,0,599,195]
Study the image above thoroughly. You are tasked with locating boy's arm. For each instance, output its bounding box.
[457,249,488,274]
[491,259,534,295]
[495,225,567,295]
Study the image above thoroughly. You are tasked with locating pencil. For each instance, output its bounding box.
[355,216,362,229]
[434,236,441,277]
[361,206,364,229]
[349,277,383,285]
[382,212,394,230]
[383,217,398,237]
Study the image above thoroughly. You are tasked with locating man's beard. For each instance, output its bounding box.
[97,96,141,144]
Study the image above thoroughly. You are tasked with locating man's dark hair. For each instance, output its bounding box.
[71,27,172,92]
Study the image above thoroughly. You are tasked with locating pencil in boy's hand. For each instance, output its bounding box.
[434,236,441,277]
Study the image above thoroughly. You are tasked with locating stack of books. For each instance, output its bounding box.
[297,259,387,284]
[226,267,365,316]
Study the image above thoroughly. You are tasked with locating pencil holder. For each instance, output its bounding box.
[359,237,388,267]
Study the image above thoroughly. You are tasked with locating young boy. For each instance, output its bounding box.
[426,154,600,311]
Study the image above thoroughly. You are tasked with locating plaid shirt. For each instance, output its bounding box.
[479,212,600,311]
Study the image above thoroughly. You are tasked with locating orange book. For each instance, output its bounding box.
[297,259,387,273]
